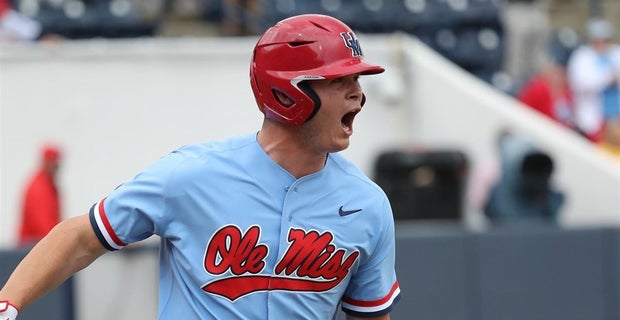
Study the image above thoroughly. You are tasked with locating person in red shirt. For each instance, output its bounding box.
[0,0,8,15]
[517,57,576,130]
[18,144,62,246]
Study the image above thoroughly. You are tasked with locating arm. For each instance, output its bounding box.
[346,315,390,320]
[0,214,107,310]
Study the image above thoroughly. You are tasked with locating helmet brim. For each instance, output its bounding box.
[272,58,385,80]
[321,58,385,78]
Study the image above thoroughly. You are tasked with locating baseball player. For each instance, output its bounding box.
[0,14,401,319]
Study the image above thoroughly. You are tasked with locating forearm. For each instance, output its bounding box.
[0,214,107,309]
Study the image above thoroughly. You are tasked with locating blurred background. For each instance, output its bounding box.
[1,0,619,319]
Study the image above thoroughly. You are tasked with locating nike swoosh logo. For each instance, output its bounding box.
[339,206,362,216]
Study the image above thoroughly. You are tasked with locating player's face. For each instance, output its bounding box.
[302,74,365,153]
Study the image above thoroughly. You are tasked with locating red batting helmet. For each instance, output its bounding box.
[250,14,385,126]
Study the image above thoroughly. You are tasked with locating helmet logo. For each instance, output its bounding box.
[340,32,363,57]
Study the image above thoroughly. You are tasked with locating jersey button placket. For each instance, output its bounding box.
[283,185,299,223]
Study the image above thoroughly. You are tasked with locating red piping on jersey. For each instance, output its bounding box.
[342,281,399,307]
[98,198,127,247]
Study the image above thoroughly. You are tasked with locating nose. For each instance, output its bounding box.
[348,80,364,105]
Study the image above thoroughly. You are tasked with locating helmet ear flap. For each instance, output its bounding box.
[297,81,322,122]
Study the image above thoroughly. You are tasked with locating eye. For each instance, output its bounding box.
[330,75,359,85]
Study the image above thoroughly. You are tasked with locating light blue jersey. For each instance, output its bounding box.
[90,133,401,319]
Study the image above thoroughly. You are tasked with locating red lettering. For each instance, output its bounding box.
[202,226,360,301]
[275,228,359,281]
[204,225,267,275]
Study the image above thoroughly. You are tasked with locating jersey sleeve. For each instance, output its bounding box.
[341,198,401,317]
[89,152,179,251]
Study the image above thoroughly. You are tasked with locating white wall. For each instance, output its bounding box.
[1,35,619,320]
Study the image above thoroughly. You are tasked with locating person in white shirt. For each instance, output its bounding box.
[0,0,42,41]
[566,17,620,142]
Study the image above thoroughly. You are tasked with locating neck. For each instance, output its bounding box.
[257,119,327,178]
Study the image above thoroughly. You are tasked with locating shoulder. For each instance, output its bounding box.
[157,133,258,171]
[568,45,595,62]
[139,133,258,181]
[327,153,387,198]
[328,153,372,181]
[520,75,547,92]
[175,133,257,159]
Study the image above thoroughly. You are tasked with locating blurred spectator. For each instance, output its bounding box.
[501,0,551,87]
[467,129,508,214]
[483,133,564,224]
[516,54,575,129]
[0,0,42,41]
[18,143,63,246]
[566,17,620,143]
[221,0,261,36]
[598,118,620,162]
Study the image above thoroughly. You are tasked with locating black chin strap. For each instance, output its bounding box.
[298,81,322,123]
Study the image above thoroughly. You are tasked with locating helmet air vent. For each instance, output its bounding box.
[289,41,314,47]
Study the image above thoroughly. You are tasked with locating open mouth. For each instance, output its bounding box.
[341,109,360,132]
